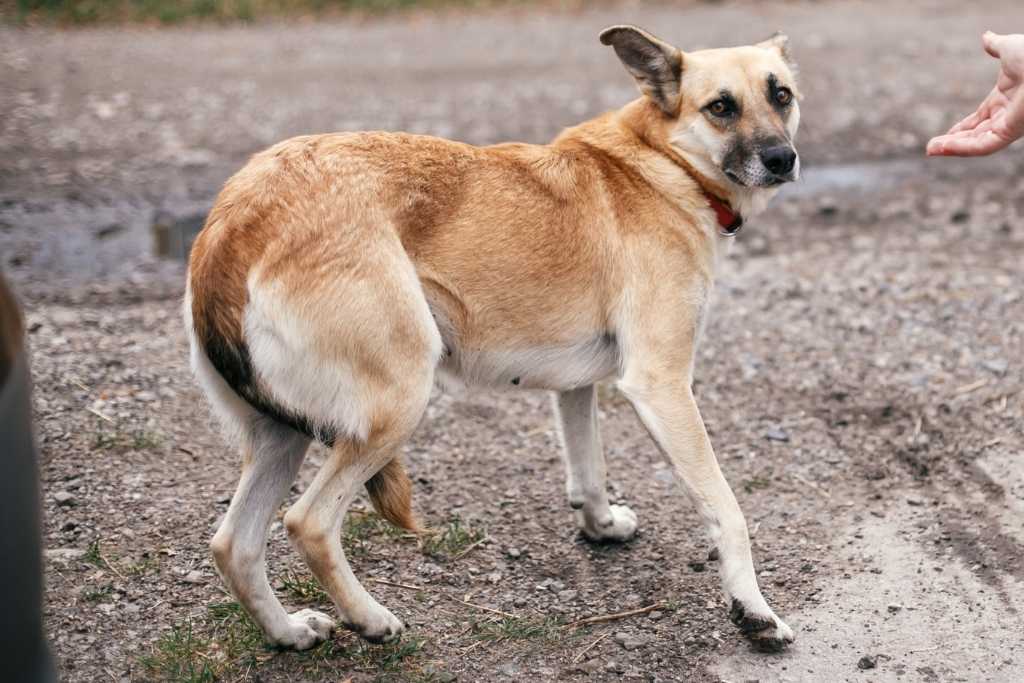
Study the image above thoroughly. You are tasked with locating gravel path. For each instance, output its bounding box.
[3,1,1023,681]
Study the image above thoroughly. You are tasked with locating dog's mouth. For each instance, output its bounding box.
[724,169,793,188]
[724,169,746,187]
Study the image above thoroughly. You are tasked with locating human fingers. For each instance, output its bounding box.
[926,129,1009,157]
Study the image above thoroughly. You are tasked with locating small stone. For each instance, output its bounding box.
[557,589,578,602]
[982,359,1008,375]
[648,611,663,621]
[907,497,924,507]
[605,660,626,674]
[708,547,720,561]
[887,603,903,613]
[45,548,86,562]
[183,570,204,584]
[487,572,502,585]
[513,596,528,608]
[687,561,706,573]
[497,663,519,677]
[800,563,814,574]
[858,655,878,670]
[53,491,76,506]
[764,427,790,442]
[614,631,645,651]
[507,547,521,559]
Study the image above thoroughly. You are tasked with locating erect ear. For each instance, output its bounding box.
[757,32,794,65]
[599,25,683,116]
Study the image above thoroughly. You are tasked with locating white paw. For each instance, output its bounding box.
[729,599,795,651]
[344,604,404,643]
[580,504,638,543]
[274,609,335,650]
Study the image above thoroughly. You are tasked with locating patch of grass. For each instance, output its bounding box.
[84,538,104,567]
[92,423,164,452]
[470,615,562,643]
[83,583,114,602]
[126,555,160,577]
[281,570,329,604]
[743,475,772,494]
[11,0,515,26]
[342,510,410,558]
[138,617,218,683]
[141,599,429,680]
[420,516,486,560]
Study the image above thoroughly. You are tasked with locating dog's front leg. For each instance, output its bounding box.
[620,375,794,650]
[554,385,637,542]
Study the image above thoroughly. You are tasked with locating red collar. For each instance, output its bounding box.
[704,191,743,235]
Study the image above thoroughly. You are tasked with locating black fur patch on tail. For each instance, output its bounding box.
[203,334,337,447]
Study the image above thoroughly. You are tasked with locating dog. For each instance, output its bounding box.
[185,24,801,652]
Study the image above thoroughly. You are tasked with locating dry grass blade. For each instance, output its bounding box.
[566,602,664,628]
[370,578,425,591]
[954,379,988,395]
[571,631,610,663]
[87,406,116,423]
[452,534,490,560]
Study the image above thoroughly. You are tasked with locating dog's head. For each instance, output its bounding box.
[600,25,801,208]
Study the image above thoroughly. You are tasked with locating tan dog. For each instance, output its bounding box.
[185,25,801,651]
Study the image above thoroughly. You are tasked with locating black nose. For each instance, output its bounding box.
[760,145,797,176]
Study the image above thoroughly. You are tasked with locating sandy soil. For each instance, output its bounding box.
[2,1,1023,681]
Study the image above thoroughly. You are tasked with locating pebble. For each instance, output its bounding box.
[557,589,578,602]
[614,632,645,651]
[497,663,519,677]
[487,572,502,584]
[183,570,204,584]
[858,655,877,670]
[982,359,1008,375]
[507,547,521,559]
[764,426,790,442]
[887,603,903,613]
[45,548,86,562]
[53,491,76,506]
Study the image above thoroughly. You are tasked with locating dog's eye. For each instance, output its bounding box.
[775,88,793,106]
[707,100,732,117]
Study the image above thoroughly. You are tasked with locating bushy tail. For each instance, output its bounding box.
[365,458,421,533]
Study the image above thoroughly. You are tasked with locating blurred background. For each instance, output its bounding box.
[2,1,1022,682]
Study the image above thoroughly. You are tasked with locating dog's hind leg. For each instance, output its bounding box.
[554,385,637,542]
[210,418,335,650]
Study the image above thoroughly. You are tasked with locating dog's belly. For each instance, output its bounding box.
[436,333,618,392]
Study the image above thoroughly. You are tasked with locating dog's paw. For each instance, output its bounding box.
[580,504,638,543]
[344,606,405,644]
[729,598,794,652]
[274,609,335,650]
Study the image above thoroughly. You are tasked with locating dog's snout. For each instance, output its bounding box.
[760,145,797,176]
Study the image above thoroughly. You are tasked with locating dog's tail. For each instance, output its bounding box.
[365,458,421,533]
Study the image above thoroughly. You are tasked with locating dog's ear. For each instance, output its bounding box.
[600,25,683,116]
[757,32,794,65]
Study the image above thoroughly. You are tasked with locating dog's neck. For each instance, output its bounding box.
[561,99,778,228]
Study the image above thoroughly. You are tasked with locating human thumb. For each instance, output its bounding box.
[982,31,1005,59]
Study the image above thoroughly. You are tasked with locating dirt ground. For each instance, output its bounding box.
[3,1,1023,681]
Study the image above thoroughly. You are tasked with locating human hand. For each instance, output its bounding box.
[926,32,1024,157]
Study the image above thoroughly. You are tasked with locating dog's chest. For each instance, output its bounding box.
[436,333,618,392]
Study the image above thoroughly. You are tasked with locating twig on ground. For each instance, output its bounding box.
[370,578,425,592]
[793,472,831,499]
[566,602,664,628]
[87,407,115,424]
[571,631,610,663]
[954,379,988,395]
[100,553,126,581]
[446,594,516,619]
[452,534,490,560]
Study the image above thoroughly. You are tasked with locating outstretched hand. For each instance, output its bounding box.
[927,32,1024,157]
